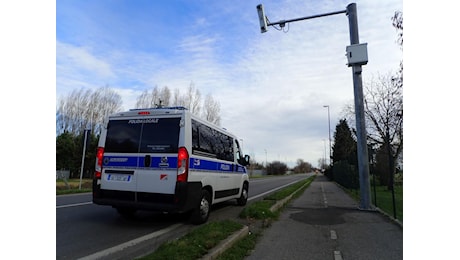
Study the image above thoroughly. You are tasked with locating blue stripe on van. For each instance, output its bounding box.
[102,156,138,167]
[102,155,246,173]
[190,158,246,173]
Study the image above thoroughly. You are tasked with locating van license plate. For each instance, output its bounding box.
[107,174,131,182]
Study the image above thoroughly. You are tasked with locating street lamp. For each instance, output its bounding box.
[323,139,326,170]
[323,105,332,165]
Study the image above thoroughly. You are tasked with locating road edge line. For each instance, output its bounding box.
[77,223,182,260]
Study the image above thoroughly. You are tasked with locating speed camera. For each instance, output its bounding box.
[257,4,268,33]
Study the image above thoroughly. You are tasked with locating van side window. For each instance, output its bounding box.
[192,120,234,162]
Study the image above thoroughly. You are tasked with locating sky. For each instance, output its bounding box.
[56,0,403,168]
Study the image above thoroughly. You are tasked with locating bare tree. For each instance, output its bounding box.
[185,82,202,115]
[56,86,122,136]
[392,11,403,47]
[202,93,221,126]
[169,82,202,114]
[159,86,171,107]
[135,86,172,108]
[364,73,403,187]
[135,82,222,125]
[92,86,123,134]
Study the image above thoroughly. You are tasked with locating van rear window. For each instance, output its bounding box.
[105,118,180,153]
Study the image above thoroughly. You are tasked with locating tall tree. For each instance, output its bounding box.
[332,119,357,165]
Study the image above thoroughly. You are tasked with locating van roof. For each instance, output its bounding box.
[108,106,233,137]
[109,106,188,117]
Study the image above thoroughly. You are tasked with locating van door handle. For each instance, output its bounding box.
[144,155,151,167]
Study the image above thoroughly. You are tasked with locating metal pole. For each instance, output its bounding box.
[386,132,397,219]
[323,139,326,170]
[324,105,332,165]
[346,3,372,210]
[79,130,88,190]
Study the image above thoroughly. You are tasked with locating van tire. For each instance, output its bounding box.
[190,190,211,225]
[237,183,248,206]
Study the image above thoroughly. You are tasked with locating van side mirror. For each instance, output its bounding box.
[244,155,250,166]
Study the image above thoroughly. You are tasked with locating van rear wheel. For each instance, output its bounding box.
[190,190,211,225]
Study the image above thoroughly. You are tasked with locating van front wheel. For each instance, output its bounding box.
[237,183,248,206]
[190,190,211,225]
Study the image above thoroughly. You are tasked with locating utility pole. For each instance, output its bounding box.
[257,2,372,210]
[346,3,372,210]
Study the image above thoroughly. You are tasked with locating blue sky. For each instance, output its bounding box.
[56,0,403,167]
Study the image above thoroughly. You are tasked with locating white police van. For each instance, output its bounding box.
[93,106,250,224]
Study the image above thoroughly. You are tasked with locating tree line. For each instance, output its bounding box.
[56,82,222,178]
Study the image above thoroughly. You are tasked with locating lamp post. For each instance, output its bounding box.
[264,149,267,168]
[323,105,332,165]
[323,139,326,171]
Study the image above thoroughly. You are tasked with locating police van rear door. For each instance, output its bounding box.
[101,115,181,195]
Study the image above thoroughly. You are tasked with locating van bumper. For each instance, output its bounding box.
[92,180,202,213]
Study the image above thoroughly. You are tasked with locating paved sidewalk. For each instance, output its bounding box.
[245,174,403,260]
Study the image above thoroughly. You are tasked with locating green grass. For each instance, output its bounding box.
[372,185,403,221]
[347,184,403,221]
[138,220,243,260]
[239,200,277,219]
[56,178,92,195]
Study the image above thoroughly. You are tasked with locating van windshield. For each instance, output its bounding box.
[105,117,181,153]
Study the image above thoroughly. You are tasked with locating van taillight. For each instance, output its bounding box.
[95,147,104,179]
[177,147,189,182]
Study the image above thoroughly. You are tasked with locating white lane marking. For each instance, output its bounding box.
[57,202,93,209]
[334,250,343,260]
[330,230,337,240]
[321,183,328,208]
[78,223,183,260]
[248,179,303,201]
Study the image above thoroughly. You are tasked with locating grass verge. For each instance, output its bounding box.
[138,220,243,260]
[56,179,92,195]
[140,175,316,260]
[240,175,316,220]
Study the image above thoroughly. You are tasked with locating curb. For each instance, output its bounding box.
[201,225,249,260]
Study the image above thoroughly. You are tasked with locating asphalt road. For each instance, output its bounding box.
[56,173,312,259]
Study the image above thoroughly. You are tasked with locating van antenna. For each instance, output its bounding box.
[155,99,163,108]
